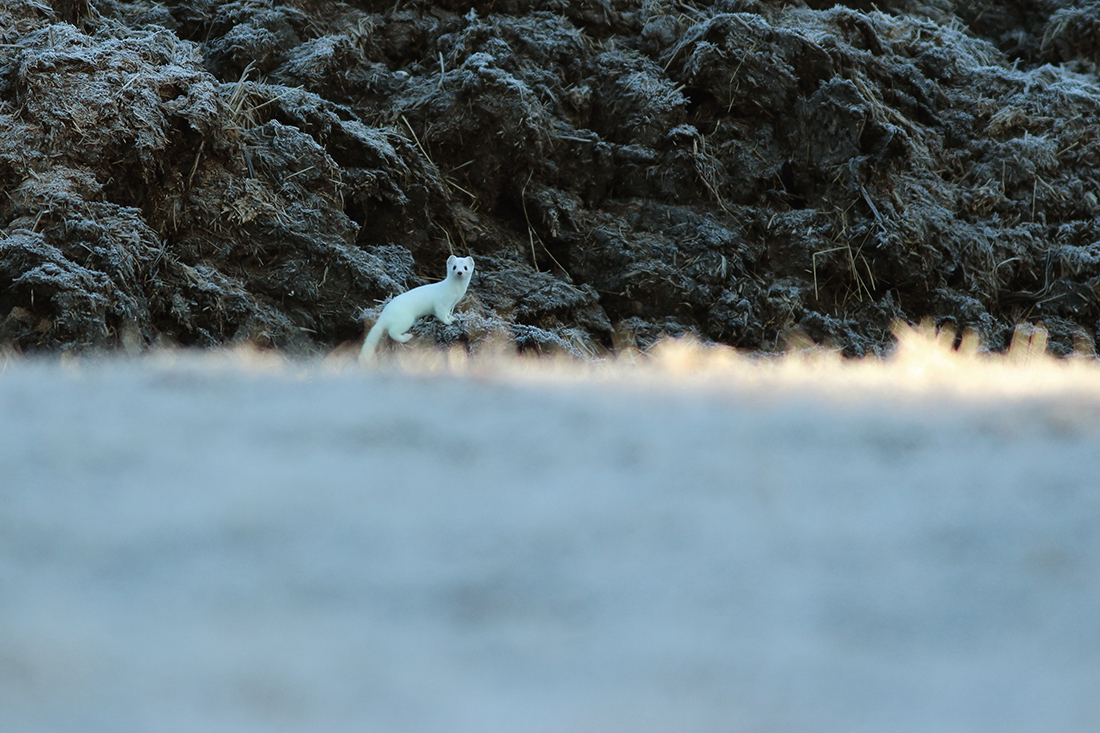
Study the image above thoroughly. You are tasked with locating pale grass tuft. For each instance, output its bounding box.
[336,319,1100,404]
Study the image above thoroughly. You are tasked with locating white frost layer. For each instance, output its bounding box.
[2,335,1099,732]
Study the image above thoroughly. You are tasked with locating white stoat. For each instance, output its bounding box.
[359,255,475,362]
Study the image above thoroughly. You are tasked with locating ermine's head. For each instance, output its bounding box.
[446,255,475,282]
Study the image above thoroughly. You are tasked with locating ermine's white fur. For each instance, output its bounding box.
[359,255,474,362]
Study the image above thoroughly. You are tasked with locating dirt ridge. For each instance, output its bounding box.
[3,0,1100,357]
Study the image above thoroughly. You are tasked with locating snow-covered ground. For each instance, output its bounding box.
[3,328,1099,732]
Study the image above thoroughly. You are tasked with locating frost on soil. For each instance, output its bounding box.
[3,0,1100,359]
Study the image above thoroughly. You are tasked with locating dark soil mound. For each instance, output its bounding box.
[4,0,1100,357]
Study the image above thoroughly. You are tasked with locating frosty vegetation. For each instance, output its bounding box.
[3,326,1100,731]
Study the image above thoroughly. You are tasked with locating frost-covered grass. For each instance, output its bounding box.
[2,328,1099,732]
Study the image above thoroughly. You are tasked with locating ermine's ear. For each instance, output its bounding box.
[447,255,457,267]
[465,256,475,268]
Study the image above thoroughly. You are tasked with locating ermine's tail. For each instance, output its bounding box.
[359,320,384,363]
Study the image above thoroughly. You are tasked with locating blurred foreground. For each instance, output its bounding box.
[3,329,1099,732]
